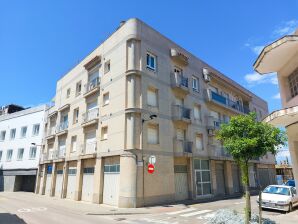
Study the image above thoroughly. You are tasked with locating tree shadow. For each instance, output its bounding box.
[0,213,27,224]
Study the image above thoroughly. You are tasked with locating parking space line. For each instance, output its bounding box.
[166,208,196,215]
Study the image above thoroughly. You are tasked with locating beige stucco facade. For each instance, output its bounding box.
[254,29,298,187]
[36,18,275,208]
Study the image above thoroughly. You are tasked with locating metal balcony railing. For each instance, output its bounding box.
[171,73,189,89]
[207,90,250,114]
[208,146,232,159]
[82,108,99,123]
[172,105,191,120]
[173,138,193,154]
[57,121,68,132]
[47,126,56,136]
[85,77,100,94]
[53,148,66,159]
[81,142,97,155]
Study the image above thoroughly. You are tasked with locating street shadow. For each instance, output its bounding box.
[0,213,27,224]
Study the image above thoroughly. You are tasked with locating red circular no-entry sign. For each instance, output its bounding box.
[148,163,155,174]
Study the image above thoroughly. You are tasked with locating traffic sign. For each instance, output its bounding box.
[148,163,155,174]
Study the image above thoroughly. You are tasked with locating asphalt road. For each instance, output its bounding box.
[0,192,296,224]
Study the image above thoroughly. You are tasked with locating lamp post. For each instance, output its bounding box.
[141,114,157,206]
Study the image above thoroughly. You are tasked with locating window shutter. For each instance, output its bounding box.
[176,129,184,140]
[147,89,157,106]
[148,126,158,144]
[194,106,200,119]
[196,135,203,150]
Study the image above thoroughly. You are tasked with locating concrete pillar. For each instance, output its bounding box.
[188,158,194,199]
[210,160,217,195]
[119,152,137,208]
[35,165,42,194]
[224,161,233,195]
[127,39,136,71]
[74,159,83,201]
[92,157,104,204]
[50,162,57,197]
[40,164,47,195]
[61,161,69,198]
[288,139,298,185]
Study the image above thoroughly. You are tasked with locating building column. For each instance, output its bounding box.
[35,165,42,194]
[92,157,104,204]
[224,161,233,195]
[61,161,68,198]
[119,152,137,208]
[74,159,83,201]
[40,164,47,195]
[50,162,57,197]
[188,158,194,199]
[210,160,217,195]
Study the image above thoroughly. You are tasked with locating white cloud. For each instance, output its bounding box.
[244,72,278,86]
[251,45,264,55]
[273,20,298,36]
[272,93,281,99]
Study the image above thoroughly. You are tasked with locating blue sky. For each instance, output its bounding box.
[0,1,296,161]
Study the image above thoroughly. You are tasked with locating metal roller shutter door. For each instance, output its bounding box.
[103,164,120,206]
[66,168,76,199]
[81,167,94,202]
[55,170,63,197]
[232,164,241,193]
[45,174,52,196]
[215,163,226,195]
[174,165,188,201]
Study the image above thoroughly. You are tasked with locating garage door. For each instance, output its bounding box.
[103,164,120,206]
[55,170,63,197]
[66,168,76,199]
[81,167,94,202]
[216,163,226,195]
[45,165,52,196]
[174,165,188,201]
[232,164,241,193]
[258,168,270,189]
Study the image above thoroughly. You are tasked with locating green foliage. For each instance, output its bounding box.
[216,112,287,163]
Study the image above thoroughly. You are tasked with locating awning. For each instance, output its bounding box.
[254,35,298,74]
[263,105,298,127]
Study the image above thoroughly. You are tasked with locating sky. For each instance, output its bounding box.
[0,0,297,163]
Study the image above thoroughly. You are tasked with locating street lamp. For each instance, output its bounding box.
[141,113,157,206]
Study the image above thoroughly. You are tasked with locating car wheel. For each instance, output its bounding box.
[288,203,293,212]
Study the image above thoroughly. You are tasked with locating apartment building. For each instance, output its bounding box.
[36,18,275,208]
[0,105,47,192]
[254,28,298,187]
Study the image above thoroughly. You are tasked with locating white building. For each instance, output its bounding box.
[0,105,47,192]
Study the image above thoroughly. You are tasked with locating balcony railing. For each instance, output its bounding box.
[173,138,193,154]
[84,77,100,94]
[82,108,99,123]
[81,142,97,155]
[208,146,232,159]
[172,105,191,121]
[207,116,221,130]
[53,148,66,159]
[47,126,56,136]
[171,73,189,90]
[207,89,250,114]
[57,121,68,133]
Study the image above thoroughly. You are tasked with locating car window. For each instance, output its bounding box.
[263,186,290,196]
[291,187,297,195]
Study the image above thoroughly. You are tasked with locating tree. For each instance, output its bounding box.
[216,112,286,224]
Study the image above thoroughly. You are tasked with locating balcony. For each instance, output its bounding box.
[170,48,189,66]
[172,105,191,124]
[170,73,189,93]
[206,116,221,130]
[56,121,68,136]
[81,108,99,127]
[80,142,97,158]
[41,150,54,162]
[205,89,250,114]
[53,148,66,160]
[208,145,232,160]
[173,138,193,155]
[46,126,56,139]
[84,77,100,97]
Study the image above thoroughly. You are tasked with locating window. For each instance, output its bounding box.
[101,126,108,140]
[147,88,158,107]
[194,159,211,196]
[147,124,159,144]
[66,88,71,98]
[288,68,298,98]
[6,149,13,161]
[20,126,27,138]
[71,136,77,152]
[104,164,120,173]
[10,129,16,140]
[68,168,77,175]
[76,81,82,96]
[195,135,203,150]
[0,131,6,141]
[192,76,199,92]
[73,108,79,124]
[29,147,37,159]
[146,52,156,71]
[104,60,111,74]
[0,151,2,161]
[32,124,40,136]
[193,105,201,120]
[17,148,24,160]
[83,167,95,174]
[103,92,110,105]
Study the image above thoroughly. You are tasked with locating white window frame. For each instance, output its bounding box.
[6,149,13,161]
[17,148,24,160]
[195,134,203,150]
[0,150,2,161]
[20,126,27,138]
[146,52,157,71]
[147,88,158,107]
[103,92,110,106]
[192,76,199,92]
[76,81,82,96]
[147,124,159,144]
[73,108,79,124]
[101,126,108,140]
[193,105,201,120]
[29,147,37,159]
[32,124,40,136]
[10,129,16,140]
[0,131,6,141]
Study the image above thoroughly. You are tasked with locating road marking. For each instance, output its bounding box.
[180,209,212,217]
[18,208,31,213]
[197,212,216,220]
[166,207,196,215]
[17,207,47,213]
[234,202,245,205]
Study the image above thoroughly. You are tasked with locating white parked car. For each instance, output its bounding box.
[257,185,298,212]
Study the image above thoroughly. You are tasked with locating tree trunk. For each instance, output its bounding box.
[241,161,251,224]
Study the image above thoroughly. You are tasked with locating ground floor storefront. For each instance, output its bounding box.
[36,153,276,208]
[0,169,37,192]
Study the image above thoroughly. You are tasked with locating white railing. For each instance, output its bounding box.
[85,77,100,93]
[47,126,56,136]
[82,108,99,123]
[81,142,97,155]
[57,121,68,132]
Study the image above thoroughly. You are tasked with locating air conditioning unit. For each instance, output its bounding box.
[202,68,211,82]
[207,129,215,136]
